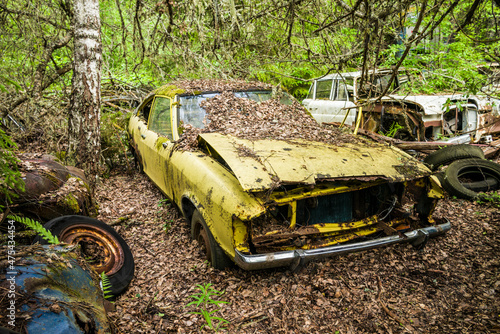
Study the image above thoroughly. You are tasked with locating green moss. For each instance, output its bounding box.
[43,171,62,187]
[62,193,80,213]
[55,151,67,161]
[155,84,185,98]
[155,137,170,151]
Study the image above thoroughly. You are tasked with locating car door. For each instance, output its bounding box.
[303,78,357,125]
[141,95,175,196]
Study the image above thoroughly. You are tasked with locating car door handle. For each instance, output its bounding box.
[141,134,146,139]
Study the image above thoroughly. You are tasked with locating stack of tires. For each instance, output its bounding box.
[424,145,500,200]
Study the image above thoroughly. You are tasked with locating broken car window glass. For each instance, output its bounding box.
[178,91,292,129]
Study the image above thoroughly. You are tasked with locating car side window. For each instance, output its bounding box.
[306,84,314,99]
[148,97,172,139]
[138,98,154,122]
[315,79,333,99]
[337,80,348,101]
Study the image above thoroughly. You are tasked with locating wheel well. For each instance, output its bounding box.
[181,197,196,222]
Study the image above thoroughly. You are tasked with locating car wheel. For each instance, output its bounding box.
[442,158,500,199]
[33,215,134,297]
[191,210,232,270]
[424,144,485,171]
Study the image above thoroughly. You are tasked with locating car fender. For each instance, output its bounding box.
[169,150,265,259]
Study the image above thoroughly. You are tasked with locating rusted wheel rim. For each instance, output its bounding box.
[59,224,125,275]
[196,225,212,262]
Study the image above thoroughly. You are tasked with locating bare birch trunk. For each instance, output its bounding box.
[68,0,102,191]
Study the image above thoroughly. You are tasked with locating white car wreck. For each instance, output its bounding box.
[302,69,500,144]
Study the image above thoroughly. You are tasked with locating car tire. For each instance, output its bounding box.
[442,158,500,199]
[33,215,134,297]
[462,177,499,192]
[191,210,232,270]
[434,171,445,185]
[424,144,485,171]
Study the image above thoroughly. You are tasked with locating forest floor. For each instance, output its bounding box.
[98,167,500,334]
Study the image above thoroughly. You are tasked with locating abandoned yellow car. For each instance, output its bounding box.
[128,80,450,270]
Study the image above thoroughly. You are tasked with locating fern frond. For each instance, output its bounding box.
[100,271,114,299]
[7,215,59,244]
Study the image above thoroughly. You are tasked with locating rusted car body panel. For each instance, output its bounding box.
[129,82,449,270]
[7,157,96,220]
[0,245,110,333]
[303,69,500,143]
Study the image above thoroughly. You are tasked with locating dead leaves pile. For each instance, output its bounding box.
[98,171,500,334]
[176,91,360,151]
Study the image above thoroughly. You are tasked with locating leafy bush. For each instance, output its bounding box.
[100,109,132,168]
[0,129,24,209]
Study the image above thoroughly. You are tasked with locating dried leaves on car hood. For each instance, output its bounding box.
[176,91,360,151]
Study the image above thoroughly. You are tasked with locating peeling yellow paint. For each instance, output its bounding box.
[233,217,250,252]
[428,175,444,198]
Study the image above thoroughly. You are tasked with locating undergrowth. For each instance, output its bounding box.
[185,283,230,332]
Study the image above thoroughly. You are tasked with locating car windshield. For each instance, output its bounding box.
[178,90,293,128]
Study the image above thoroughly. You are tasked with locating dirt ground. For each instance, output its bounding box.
[97,169,500,334]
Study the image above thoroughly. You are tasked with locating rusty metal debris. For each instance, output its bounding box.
[7,155,97,220]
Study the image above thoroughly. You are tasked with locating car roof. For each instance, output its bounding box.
[154,79,273,97]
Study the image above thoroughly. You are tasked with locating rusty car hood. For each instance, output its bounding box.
[198,133,430,192]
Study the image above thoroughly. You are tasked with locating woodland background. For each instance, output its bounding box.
[1,0,500,176]
[1,1,500,333]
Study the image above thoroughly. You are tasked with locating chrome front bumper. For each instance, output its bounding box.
[234,220,451,271]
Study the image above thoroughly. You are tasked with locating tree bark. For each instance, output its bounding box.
[68,0,102,192]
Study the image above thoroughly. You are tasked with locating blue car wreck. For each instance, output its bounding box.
[0,244,111,333]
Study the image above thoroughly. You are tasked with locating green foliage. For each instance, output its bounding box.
[0,129,24,209]
[157,198,170,208]
[394,37,491,95]
[101,110,131,167]
[379,122,404,138]
[7,215,59,244]
[100,271,114,300]
[476,192,500,208]
[162,221,171,233]
[185,283,230,331]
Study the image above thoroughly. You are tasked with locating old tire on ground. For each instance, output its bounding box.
[33,215,134,297]
[462,177,499,192]
[442,158,500,199]
[191,210,232,270]
[434,171,445,186]
[424,144,485,171]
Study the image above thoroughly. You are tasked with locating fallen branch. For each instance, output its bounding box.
[377,276,411,331]
[103,100,133,113]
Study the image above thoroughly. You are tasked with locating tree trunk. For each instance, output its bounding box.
[68,0,102,192]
